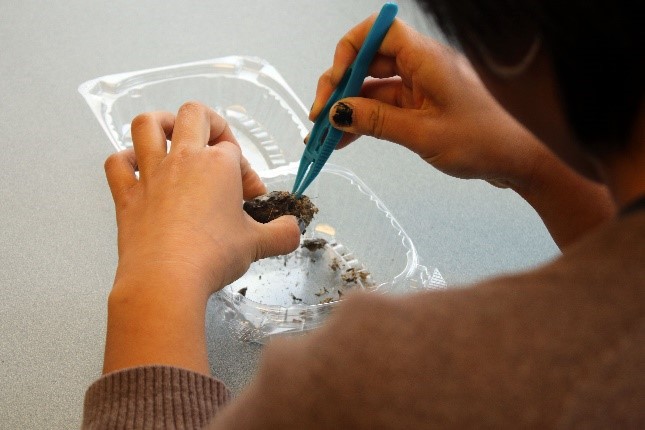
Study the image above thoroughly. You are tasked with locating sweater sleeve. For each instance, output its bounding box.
[82,366,231,430]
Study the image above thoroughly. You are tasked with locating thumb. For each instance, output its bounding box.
[254,215,302,260]
[329,98,428,154]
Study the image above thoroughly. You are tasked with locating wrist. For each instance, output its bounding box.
[103,269,213,375]
[509,138,553,199]
[108,270,210,314]
[113,255,225,300]
[484,127,546,194]
[505,140,615,248]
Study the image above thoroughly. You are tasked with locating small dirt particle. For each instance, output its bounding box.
[314,287,329,297]
[301,238,327,252]
[330,258,340,271]
[341,268,358,283]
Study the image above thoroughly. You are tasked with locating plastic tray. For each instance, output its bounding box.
[79,56,445,343]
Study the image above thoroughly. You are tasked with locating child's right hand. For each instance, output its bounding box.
[310,16,547,191]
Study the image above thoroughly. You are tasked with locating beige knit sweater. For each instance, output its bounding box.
[83,211,645,429]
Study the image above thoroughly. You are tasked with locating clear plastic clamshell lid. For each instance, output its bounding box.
[79,56,445,343]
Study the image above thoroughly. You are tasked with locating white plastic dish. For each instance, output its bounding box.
[79,56,445,343]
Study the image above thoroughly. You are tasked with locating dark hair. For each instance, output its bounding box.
[416,0,644,155]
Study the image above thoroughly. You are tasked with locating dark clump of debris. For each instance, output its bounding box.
[301,238,327,252]
[237,287,248,297]
[243,191,318,229]
[290,293,303,303]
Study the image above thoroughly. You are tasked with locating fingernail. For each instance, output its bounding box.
[331,102,353,127]
[298,218,307,235]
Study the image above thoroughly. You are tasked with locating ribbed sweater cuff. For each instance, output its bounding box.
[82,366,231,430]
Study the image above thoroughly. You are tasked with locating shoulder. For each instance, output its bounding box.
[211,213,645,429]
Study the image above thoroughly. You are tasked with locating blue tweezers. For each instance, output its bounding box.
[292,2,398,197]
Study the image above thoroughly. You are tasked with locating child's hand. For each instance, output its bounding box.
[102,102,301,374]
[106,102,301,296]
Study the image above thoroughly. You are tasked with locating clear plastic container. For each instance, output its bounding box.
[79,56,445,343]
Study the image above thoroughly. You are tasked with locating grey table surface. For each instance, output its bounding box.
[0,1,558,428]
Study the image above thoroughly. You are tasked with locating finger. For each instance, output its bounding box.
[171,101,210,151]
[328,14,379,86]
[329,17,416,85]
[310,68,335,121]
[254,215,301,260]
[328,96,431,156]
[240,155,267,200]
[172,101,238,150]
[310,18,413,121]
[365,54,398,79]
[171,101,237,152]
[204,139,243,177]
[360,77,404,106]
[310,57,401,123]
[308,78,408,149]
[130,111,175,179]
[207,112,237,147]
[310,15,385,121]
[203,141,265,203]
[202,129,263,200]
[329,78,403,150]
[302,129,359,150]
[104,148,138,205]
[334,132,361,150]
